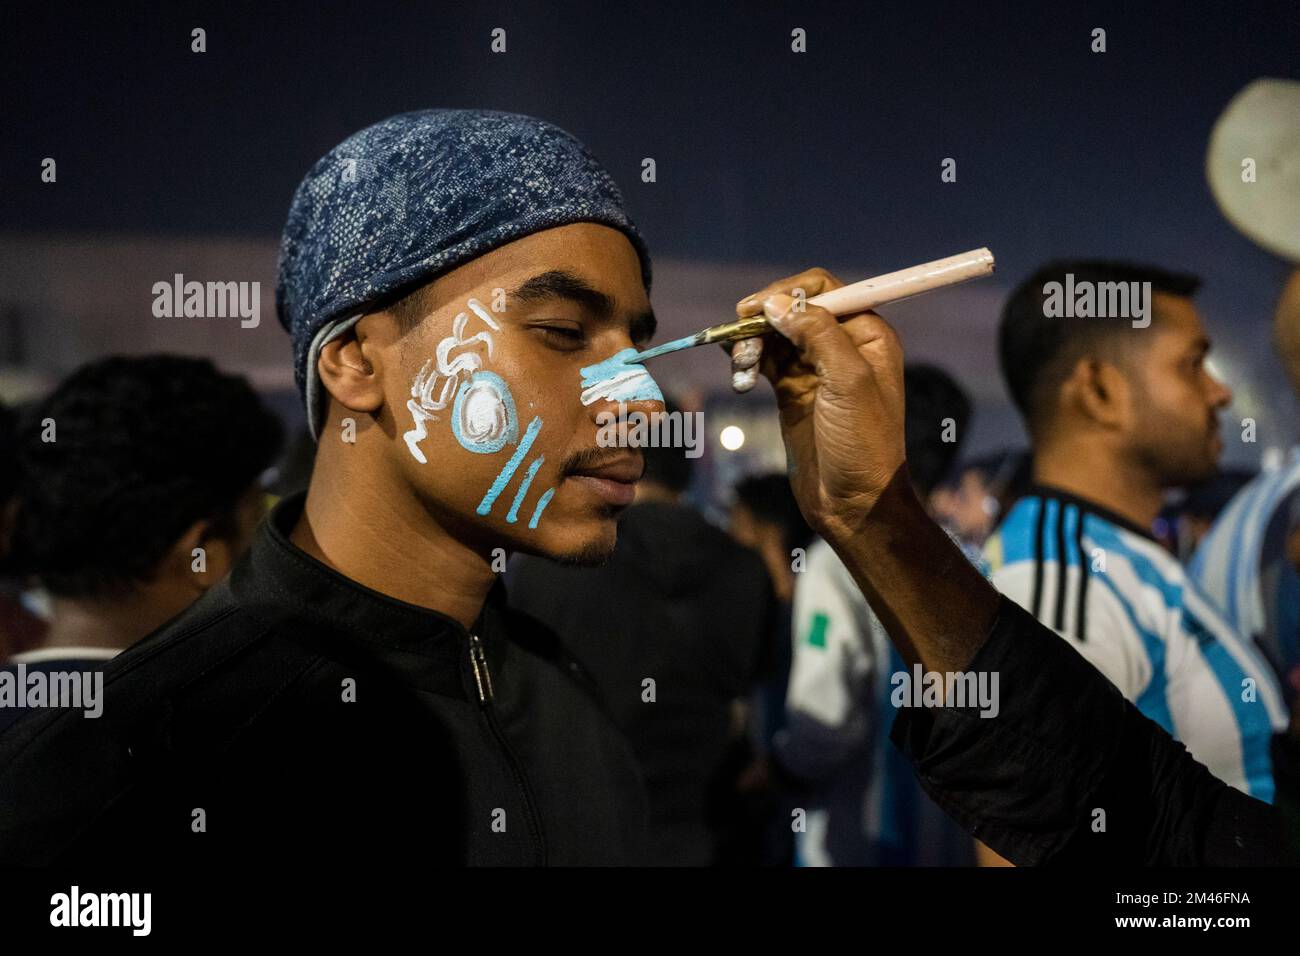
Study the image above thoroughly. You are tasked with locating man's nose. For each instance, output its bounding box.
[1208,374,1233,409]
[590,395,664,421]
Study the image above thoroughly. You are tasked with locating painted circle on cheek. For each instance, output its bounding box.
[452,371,519,454]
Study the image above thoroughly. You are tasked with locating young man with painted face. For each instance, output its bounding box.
[2,113,1293,868]
[0,111,669,864]
[985,261,1288,801]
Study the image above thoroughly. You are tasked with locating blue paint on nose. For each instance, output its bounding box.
[580,348,664,405]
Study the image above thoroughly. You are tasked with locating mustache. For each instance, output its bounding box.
[559,446,640,477]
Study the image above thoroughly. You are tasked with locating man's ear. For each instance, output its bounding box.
[169,518,232,594]
[1068,356,1129,430]
[318,323,386,414]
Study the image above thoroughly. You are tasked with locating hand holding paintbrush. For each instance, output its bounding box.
[629,248,995,392]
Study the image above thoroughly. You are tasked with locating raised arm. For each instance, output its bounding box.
[732,269,1294,865]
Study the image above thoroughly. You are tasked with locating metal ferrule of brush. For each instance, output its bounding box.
[704,314,776,345]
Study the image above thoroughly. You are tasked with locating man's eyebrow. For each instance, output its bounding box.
[508,268,657,342]
[508,270,616,319]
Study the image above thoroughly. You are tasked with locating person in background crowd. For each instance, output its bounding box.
[773,363,977,866]
[1191,269,1300,704]
[1156,468,1255,561]
[264,428,319,503]
[510,397,773,865]
[0,399,48,661]
[727,472,813,865]
[0,355,283,732]
[986,261,1287,809]
[931,449,1027,551]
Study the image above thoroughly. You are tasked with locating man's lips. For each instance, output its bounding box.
[565,455,643,506]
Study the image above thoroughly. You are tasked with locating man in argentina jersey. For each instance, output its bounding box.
[987,261,1287,802]
[1190,272,1300,699]
[986,489,1286,799]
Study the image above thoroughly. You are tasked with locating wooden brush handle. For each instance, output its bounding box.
[706,248,996,347]
[808,248,995,315]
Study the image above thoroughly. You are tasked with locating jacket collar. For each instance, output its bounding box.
[230,492,511,695]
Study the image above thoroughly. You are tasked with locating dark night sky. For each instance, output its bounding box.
[4,0,1300,404]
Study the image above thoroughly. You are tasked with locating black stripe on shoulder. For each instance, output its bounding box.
[1075,506,1090,641]
[1031,497,1047,618]
[1053,503,1069,631]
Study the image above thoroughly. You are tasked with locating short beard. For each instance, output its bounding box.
[547,505,623,567]
[1134,436,1219,488]
[550,540,617,568]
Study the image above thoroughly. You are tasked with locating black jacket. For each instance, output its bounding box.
[0,494,649,865]
[509,502,772,866]
[892,596,1299,865]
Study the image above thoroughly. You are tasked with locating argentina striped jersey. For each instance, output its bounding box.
[1188,448,1300,694]
[985,487,1287,801]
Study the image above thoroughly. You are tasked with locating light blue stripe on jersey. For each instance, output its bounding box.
[1190,450,1300,672]
[1182,609,1276,803]
[1062,502,1081,568]
[1082,532,1175,734]
[997,496,1042,565]
[1042,497,1062,564]
[1087,518,1275,801]
[1228,464,1292,622]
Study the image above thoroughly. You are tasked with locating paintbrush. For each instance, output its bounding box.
[629,248,996,363]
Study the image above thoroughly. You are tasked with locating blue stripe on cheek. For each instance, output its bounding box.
[476,416,543,516]
[505,455,545,523]
[528,487,556,529]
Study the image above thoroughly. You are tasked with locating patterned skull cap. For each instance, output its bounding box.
[276,108,652,404]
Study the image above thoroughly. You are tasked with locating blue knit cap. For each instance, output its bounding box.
[276,109,652,433]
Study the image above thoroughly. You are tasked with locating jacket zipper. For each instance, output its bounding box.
[468,631,547,865]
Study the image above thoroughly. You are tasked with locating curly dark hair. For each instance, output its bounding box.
[3,355,284,597]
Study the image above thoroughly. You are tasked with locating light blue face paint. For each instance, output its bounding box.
[580,348,665,406]
[505,454,545,524]
[528,487,556,529]
[477,416,543,516]
[452,370,518,454]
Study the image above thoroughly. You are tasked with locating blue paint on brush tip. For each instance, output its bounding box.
[627,334,699,363]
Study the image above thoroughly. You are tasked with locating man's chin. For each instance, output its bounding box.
[515,517,619,567]
[549,540,618,567]
[1167,454,1221,487]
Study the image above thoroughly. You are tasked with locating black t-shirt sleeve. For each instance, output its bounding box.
[889,596,1293,865]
